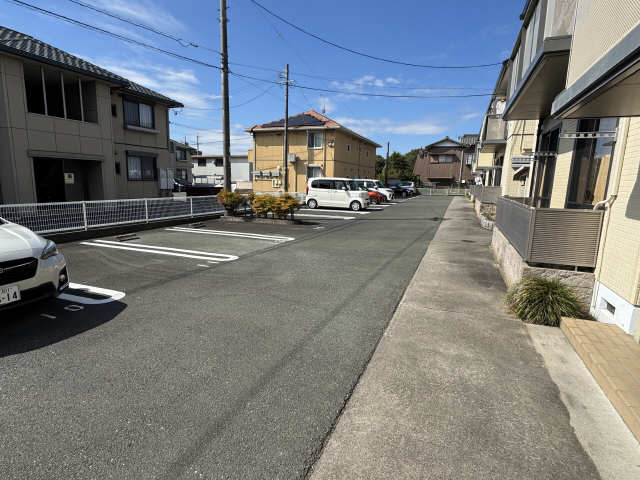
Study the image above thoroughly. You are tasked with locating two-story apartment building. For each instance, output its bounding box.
[413,135,478,186]
[482,0,640,340]
[191,154,251,187]
[0,26,182,204]
[246,110,380,193]
[169,139,200,186]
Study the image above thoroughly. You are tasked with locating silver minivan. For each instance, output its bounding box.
[306,177,370,211]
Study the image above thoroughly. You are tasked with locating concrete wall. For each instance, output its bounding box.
[566,0,640,88]
[250,129,377,193]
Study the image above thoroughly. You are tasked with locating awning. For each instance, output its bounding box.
[552,24,640,119]
[503,37,571,121]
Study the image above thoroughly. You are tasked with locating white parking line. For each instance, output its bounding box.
[81,240,238,262]
[58,283,126,305]
[165,227,295,242]
[295,213,355,220]
[302,209,370,215]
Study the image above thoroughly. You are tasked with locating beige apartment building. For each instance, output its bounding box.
[246,111,380,193]
[478,0,640,339]
[0,26,182,205]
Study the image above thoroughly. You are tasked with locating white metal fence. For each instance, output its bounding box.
[0,196,224,234]
[422,187,468,196]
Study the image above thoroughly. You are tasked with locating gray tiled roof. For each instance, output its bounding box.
[0,26,183,107]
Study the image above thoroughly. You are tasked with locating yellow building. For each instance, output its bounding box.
[246,110,380,193]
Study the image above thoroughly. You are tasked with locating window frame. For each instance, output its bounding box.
[123,98,155,129]
[436,154,454,164]
[126,153,157,181]
[307,131,324,150]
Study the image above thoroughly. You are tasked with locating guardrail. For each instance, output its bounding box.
[495,196,604,268]
[0,196,224,235]
[469,185,502,204]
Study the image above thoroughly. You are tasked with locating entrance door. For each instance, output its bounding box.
[33,158,65,202]
[534,129,559,208]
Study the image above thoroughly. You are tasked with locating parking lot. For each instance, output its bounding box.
[1,194,450,479]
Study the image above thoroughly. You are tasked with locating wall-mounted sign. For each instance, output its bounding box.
[64,173,75,184]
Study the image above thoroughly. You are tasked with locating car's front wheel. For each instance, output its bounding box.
[307,199,318,209]
[350,201,362,211]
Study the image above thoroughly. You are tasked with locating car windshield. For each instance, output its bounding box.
[375,181,385,188]
[401,181,412,186]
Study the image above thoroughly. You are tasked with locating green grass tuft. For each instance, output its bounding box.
[505,275,585,327]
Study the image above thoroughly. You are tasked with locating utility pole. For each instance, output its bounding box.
[385,141,389,184]
[196,134,199,153]
[220,0,231,193]
[280,64,290,192]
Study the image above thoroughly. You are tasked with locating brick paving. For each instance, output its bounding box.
[561,317,640,442]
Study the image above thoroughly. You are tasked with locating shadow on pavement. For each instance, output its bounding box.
[0,299,126,358]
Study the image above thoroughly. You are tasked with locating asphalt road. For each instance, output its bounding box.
[0,195,451,480]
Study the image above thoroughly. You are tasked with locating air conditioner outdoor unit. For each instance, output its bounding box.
[272,179,281,188]
[288,153,297,163]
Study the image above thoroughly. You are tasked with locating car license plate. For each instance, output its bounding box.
[0,285,21,305]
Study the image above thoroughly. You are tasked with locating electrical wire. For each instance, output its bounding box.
[7,0,222,70]
[66,0,220,54]
[247,0,504,69]
[229,71,493,99]
[183,84,276,111]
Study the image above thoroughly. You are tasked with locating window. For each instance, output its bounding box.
[124,99,154,129]
[198,159,207,167]
[307,131,323,149]
[111,104,117,117]
[23,63,97,122]
[176,149,186,161]
[347,144,351,152]
[567,118,618,209]
[127,154,156,181]
[465,154,475,165]
[214,158,223,167]
[436,155,454,163]
[312,179,331,189]
[115,161,121,175]
[175,168,188,181]
[332,180,348,190]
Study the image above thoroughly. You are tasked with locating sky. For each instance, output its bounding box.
[1,0,523,155]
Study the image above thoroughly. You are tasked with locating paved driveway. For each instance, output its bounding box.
[0,195,449,479]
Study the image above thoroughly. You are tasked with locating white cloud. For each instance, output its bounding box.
[330,75,404,92]
[83,0,185,32]
[335,117,446,136]
[385,77,401,85]
[461,112,481,121]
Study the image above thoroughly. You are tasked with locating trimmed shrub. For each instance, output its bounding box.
[252,194,276,217]
[216,190,244,211]
[272,194,300,219]
[505,275,585,327]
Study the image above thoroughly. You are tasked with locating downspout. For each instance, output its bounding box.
[593,117,630,288]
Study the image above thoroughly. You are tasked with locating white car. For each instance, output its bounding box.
[0,217,69,310]
[354,179,394,201]
[306,177,370,211]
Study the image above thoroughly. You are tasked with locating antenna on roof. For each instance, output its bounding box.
[322,104,326,115]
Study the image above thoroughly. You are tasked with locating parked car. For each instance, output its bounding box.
[0,217,69,310]
[400,181,418,196]
[361,187,385,205]
[306,178,370,211]
[353,179,394,201]
[386,179,412,198]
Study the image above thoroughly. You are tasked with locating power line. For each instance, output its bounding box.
[7,0,221,70]
[182,84,276,110]
[66,0,220,54]
[247,0,504,69]
[229,71,493,99]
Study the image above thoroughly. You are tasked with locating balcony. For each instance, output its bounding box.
[503,0,577,120]
[495,196,603,269]
[481,115,507,151]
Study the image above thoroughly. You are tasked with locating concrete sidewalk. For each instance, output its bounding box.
[310,197,601,480]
